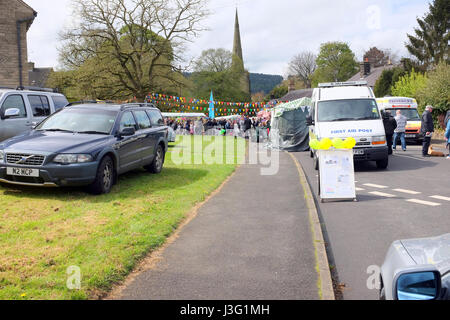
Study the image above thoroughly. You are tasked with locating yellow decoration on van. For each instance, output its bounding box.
[319,138,332,150]
[343,137,357,149]
[332,138,345,149]
[310,137,356,150]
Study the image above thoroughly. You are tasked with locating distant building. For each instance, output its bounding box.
[232,9,250,96]
[28,62,53,87]
[0,0,37,88]
[348,58,394,89]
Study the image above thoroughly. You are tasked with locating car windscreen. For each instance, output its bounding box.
[317,99,380,122]
[386,108,420,121]
[36,108,118,134]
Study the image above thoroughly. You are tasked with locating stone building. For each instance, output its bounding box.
[0,0,36,88]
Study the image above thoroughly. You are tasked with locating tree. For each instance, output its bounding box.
[59,0,209,100]
[194,48,233,72]
[373,67,405,97]
[311,42,359,87]
[416,62,450,128]
[406,0,450,68]
[391,69,428,102]
[288,51,317,88]
[364,47,390,67]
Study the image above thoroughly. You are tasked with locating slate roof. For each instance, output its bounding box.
[29,68,53,87]
[348,64,394,88]
[279,88,314,102]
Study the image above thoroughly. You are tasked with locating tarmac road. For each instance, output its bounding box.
[293,145,450,300]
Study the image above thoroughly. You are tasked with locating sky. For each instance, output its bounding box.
[25,0,430,76]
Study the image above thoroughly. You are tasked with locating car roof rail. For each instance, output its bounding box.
[0,86,16,90]
[16,86,59,93]
[66,100,101,107]
[120,102,156,111]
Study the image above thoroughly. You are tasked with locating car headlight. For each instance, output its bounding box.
[0,150,4,163]
[372,135,386,145]
[53,154,93,164]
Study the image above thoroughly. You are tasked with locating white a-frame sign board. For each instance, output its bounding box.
[318,149,356,202]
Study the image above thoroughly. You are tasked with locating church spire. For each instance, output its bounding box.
[232,9,244,70]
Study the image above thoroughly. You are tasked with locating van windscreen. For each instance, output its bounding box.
[318,99,380,122]
[386,108,420,121]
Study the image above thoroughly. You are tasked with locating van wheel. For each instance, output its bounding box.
[145,145,165,174]
[88,156,114,195]
[376,158,389,170]
[314,154,319,170]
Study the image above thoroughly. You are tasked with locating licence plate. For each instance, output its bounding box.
[405,134,415,138]
[7,167,39,177]
[353,149,365,155]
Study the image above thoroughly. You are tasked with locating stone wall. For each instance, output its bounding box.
[0,0,35,88]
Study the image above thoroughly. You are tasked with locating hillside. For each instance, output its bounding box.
[249,73,284,94]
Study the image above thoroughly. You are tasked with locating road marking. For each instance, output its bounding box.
[430,195,450,202]
[363,183,388,189]
[369,191,396,198]
[393,189,421,195]
[356,187,365,191]
[407,199,441,207]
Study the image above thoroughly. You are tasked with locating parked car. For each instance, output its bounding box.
[380,233,450,300]
[0,103,168,194]
[0,86,69,142]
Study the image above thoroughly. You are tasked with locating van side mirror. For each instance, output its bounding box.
[306,115,314,126]
[1,108,20,119]
[395,271,441,300]
[119,127,136,137]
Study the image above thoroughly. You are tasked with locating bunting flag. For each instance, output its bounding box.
[145,92,288,117]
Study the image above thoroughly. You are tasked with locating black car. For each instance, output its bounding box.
[0,103,168,194]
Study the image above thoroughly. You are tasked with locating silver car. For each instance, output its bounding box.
[0,87,68,142]
[380,233,450,300]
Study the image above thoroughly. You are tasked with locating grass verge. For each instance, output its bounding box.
[0,136,245,300]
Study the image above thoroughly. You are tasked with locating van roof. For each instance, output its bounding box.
[317,86,374,101]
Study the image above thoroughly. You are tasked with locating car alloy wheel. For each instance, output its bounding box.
[103,162,113,190]
[155,147,163,171]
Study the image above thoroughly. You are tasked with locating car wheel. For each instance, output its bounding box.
[146,145,165,174]
[88,156,114,195]
[376,158,389,170]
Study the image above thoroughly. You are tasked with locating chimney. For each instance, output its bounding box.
[363,57,371,76]
[28,62,35,71]
[288,77,296,92]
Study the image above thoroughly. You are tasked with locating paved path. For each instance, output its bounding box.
[293,145,450,300]
[117,151,320,300]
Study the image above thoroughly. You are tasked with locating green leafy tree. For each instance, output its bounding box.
[264,85,288,102]
[406,0,450,68]
[416,62,450,128]
[374,67,406,97]
[391,69,428,103]
[311,42,359,87]
[59,0,208,101]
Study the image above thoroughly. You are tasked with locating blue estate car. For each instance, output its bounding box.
[0,103,168,194]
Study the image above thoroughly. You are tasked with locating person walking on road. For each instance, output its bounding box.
[445,115,450,159]
[421,105,435,157]
[382,110,397,155]
[393,110,407,152]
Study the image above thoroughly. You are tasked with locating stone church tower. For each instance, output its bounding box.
[0,0,36,88]
[232,9,250,97]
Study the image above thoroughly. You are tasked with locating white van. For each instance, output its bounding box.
[307,81,389,169]
[376,97,422,144]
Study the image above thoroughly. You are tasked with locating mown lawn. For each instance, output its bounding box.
[0,136,245,300]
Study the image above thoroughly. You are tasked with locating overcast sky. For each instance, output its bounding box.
[25,0,430,76]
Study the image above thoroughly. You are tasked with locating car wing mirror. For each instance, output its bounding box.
[395,270,441,300]
[119,127,136,137]
[2,108,20,119]
[306,116,314,126]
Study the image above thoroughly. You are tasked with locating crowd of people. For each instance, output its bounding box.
[164,116,272,140]
[382,106,450,159]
